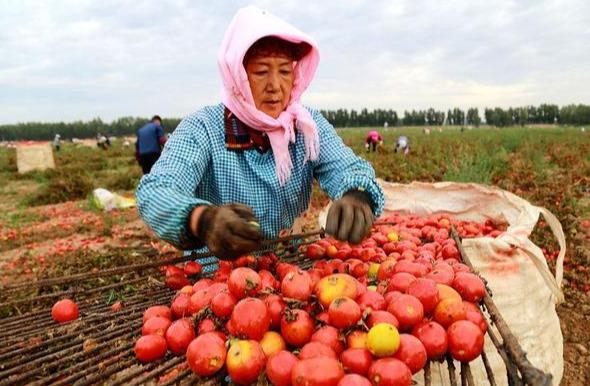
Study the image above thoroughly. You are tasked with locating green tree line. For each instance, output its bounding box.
[1,104,589,140]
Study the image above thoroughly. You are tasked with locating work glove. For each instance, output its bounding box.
[326,190,375,244]
[196,204,263,260]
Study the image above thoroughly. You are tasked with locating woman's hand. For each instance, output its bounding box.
[190,204,262,260]
[326,190,374,244]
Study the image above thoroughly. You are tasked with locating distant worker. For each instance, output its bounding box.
[97,133,109,150]
[383,121,389,128]
[136,115,167,174]
[394,135,410,155]
[53,134,61,151]
[365,130,383,152]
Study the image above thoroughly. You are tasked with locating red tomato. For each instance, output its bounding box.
[186,332,226,376]
[299,342,337,360]
[230,298,270,340]
[441,245,460,260]
[266,350,299,386]
[165,274,191,290]
[368,358,412,386]
[165,266,185,277]
[425,267,455,286]
[142,316,172,336]
[188,288,213,315]
[447,320,484,362]
[276,262,298,281]
[452,272,486,303]
[307,244,326,260]
[192,278,213,293]
[412,321,448,360]
[198,318,216,335]
[393,260,427,277]
[377,259,397,281]
[393,334,427,374]
[346,330,368,349]
[433,298,467,328]
[226,340,266,386]
[165,318,195,355]
[134,335,167,362]
[407,278,439,314]
[170,293,191,319]
[259,269,280,291]
[387,295,424,331]
[281,269,313,301]
[143,305,171,324]
[291,357,345,386]
[184,261,202,277]
[311,325,345,355]
[210,291,237,318]
[340,348,373,375]
[386,272,416,293]
[51,299,79,323]
[383,291,403,305]
[338,374,372,386]
[281,309,315,347]
[357,291,386,312]
[264,294,286,329]
[366,310,399,329]
[228,267,262,299]
[328,297,361,329]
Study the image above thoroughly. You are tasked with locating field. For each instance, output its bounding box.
[1,126,589,385]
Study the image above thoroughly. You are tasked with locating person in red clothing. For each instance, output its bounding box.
[365,130,383,152]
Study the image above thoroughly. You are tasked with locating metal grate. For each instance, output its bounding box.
[0,229,552,385]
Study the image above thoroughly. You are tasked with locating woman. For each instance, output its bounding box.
[365,130,383,152]
[136,6,384,270]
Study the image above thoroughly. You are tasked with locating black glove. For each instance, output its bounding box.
[196,204,263,260]
[326,190,374,244]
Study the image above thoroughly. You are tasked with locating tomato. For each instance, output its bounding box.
[291,357,344,386]
[165,274,191,290]
[264,294,286,329]
[328,297,361,329]
[186,332,226,376]
[299,341,338,360]
[441,245,460,260]
[259,269,280,291]
[316,311,331,325]
[315,274,358,309]
[210,291,237,318]
[311,325,345,355]
[188,288,213,315]
[170,293,191,319]
[447,320,484,362]
[425,267,454,286]
[386,272,416,293]
[230,298,270,340]
[228,267,262,299]
[383,291,403,305]
[346,330,368,349]
[165,266,185,277]
[110,301,122,313]
[393,260,427,277]
[366,310,399,329]
[337,374,372,386]
[412,321,448,360]
[260,331,287,358]
[357,291,386,312]
[134,334,167,362]
[184,261,202,277]
[307,244,326,260]
[387,295,424,331]
[281,269,313,301]
[452,272,486,303]
[368,358,411,386]
[276,262,298,281]
[393,334,427,374]
[142,316,172,336]
[436,284,462,303]
[463,301,487,333]
[340,348,372,375]
[406,278,439,314]
[433,298,467,328]
[281,309,314,347]
[377,259,397,281]
[165,318,195,355]
[51,299,79,323]
[226,340,266,385]
[207,282,228,295]
[235,255,258,269]
[266,350,298,386]
[198,318,216,335]
[143,305,172,324]
[192,278,213,293]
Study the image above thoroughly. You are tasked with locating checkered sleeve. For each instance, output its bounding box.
[136,116,212,249]
[310,109,385,216]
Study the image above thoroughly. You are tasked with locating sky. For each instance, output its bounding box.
[0,0,589,124]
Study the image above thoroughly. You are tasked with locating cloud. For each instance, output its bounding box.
[0,0,588,124]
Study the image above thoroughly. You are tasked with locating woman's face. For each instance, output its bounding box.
[245,54,294,119]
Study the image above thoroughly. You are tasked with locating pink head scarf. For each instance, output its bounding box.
[218,6,321,185]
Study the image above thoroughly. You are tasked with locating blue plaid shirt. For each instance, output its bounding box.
[136,103,384,271]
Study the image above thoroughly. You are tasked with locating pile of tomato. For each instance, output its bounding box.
[134,213,499,386]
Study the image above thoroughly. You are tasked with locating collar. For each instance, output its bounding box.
[224,107,271,153]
